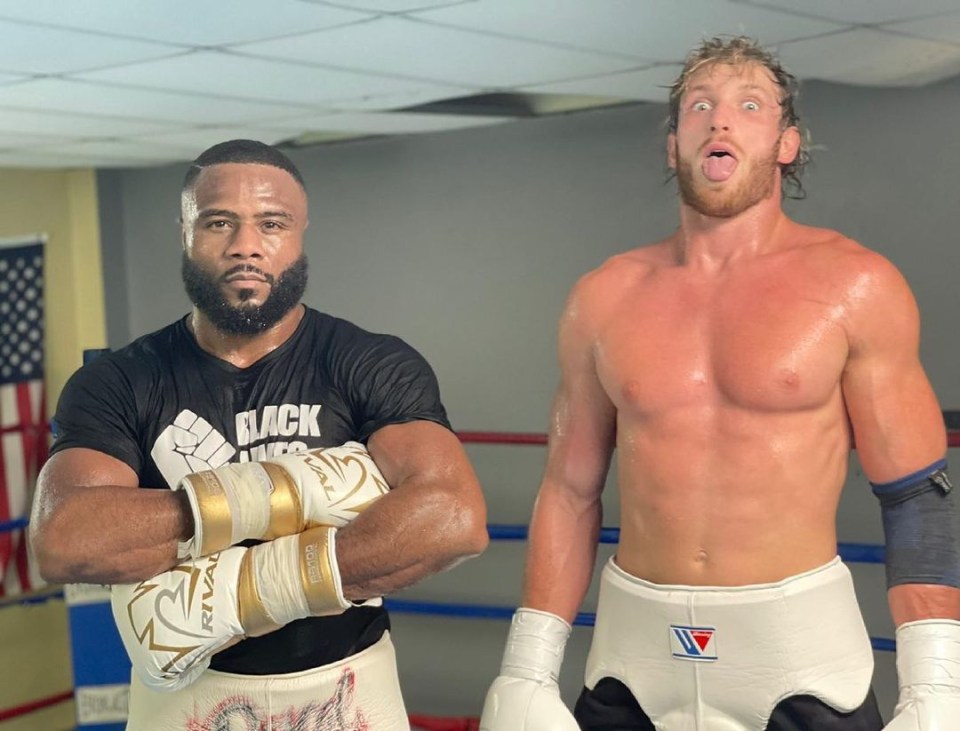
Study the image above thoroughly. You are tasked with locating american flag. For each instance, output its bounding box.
[0,237,46,596]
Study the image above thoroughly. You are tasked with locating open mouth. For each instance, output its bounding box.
[702,147,738,182]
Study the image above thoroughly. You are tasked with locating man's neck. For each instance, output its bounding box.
[674,196,790,270]
[189,304,305,369]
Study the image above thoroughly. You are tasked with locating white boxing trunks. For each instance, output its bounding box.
[125,630,409,730]
[583,556,874,730]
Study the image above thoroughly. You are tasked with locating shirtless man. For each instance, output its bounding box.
[480,37,960,730]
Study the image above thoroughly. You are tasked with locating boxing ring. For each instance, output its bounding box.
[1,426,958,729]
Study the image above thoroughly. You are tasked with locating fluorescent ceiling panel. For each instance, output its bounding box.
[0,19,178,74]
[416,0,844,61]
[77,50,456,108]
[235,16,639,87]
[0,79,312,124]
[780,29,960,86]
[522,64,683,103]
[740,0,960,25]
[0,0,372,45]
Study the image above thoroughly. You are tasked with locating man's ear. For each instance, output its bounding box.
[667,132,677,170]
[778,126,801,165]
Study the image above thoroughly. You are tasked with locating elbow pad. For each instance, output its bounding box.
[871,459,960,589]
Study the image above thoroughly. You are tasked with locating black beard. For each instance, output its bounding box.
[181,254,308,336]
[674,140,779,218]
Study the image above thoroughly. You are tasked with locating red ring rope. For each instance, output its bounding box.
[458,431,960,448]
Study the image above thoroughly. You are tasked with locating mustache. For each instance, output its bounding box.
[221,264,275,284]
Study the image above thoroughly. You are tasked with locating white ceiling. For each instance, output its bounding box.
[1,0,959,169]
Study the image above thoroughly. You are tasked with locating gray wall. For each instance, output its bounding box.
[97,72,960,721]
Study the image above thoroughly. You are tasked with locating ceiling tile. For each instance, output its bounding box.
[324,85,481,111]
[76,50,461,108]
[740,0,960,25]
[780,28,960,86]
[234,16,640,87]
[0,150,166,169]
[126,127,300,151]
[25,139,196,162]
[0,107,180,137]
[887,11,960,45]
[0,132,73,147]
[261,110,511,134]
[0,79,313,124]
[415,0,845,61]
[522,64,683,103]
[0,19,179,74]
[0,0,373,46]
[296,0,462,10]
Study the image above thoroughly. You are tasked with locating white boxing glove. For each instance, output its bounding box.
[883,619,960,730]
[480,608,580,731]
[174,441,389,558]
[112,526,354,692]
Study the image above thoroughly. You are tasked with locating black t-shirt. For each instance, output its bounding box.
[51,307,451,674]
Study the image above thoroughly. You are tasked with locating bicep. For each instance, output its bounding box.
[541,296,616,501]
[366,420,480,495]
[33,448,139,522]
[842,265,945,481]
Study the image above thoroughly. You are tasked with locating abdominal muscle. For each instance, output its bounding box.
[612,404,851,586]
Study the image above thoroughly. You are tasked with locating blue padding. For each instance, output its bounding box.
[77,723,125,731]
[67,602,131,686]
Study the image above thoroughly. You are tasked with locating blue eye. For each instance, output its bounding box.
[743,101,760,111]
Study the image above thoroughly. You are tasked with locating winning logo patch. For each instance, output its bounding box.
[670,624,718,661]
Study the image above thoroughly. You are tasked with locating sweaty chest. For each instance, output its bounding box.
[596,284,849,415]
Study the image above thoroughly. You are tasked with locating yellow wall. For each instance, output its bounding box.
[0,167,106,729]
[0,167,107,404]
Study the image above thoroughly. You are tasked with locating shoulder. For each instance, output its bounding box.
[65,319,188,393]
[306,308,411,353]
[793,227,918,337]
[565,242,666,323]
[791,225,911,298]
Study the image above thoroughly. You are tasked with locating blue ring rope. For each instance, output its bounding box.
[487,524,886,564]
[0,519,893,649]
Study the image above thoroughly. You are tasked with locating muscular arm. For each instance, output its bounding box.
[29,448,192,585]
[334,419,488,599]
[840,254,960,624]
[522,283,616,622]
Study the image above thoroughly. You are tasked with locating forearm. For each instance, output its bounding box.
[889,584,960,626]
[335,479,488,599]
[522,484,602,622]
[32,486,191,584]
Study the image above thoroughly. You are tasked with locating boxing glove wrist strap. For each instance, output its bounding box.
[238,527,353,637]
[500,608,572,685]
[896,619,960,688]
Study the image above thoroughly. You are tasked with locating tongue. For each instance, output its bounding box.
[703,155,737,182]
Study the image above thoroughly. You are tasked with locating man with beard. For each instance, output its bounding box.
[30,139,489,730]
[480,37,959,731]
